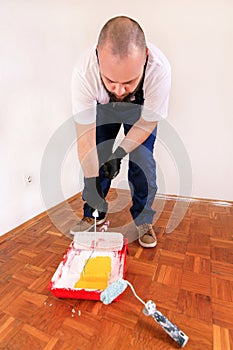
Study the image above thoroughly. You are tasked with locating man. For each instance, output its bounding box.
[70,16,171,248]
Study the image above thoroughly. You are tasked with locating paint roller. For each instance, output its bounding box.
[74,210,124,275]
[100,279,189,348]
[73,210,123,252]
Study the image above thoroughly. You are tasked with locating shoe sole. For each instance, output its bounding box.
[69,217,106,235]
[138,238,157,248]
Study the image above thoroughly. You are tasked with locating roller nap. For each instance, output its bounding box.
[100,279,128,304]
[74,232,123,251]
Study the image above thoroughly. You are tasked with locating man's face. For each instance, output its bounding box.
[97,44,147,101]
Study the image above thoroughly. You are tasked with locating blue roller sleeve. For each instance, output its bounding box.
[143,300,189,347]
[100,279,128,304]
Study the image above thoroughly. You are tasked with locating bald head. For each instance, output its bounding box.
[97,16,148,101]
[97,16,147,58]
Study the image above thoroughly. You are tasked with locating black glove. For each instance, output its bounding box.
[102,146,127,179]
[83,177,108,214]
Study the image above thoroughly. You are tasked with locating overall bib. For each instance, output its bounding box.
[83,60,157,226]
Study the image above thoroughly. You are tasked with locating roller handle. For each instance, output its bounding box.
[143,300,189,347]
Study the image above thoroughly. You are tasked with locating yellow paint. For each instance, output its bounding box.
[74,256,111,290]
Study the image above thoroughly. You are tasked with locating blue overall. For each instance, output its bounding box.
[83,61,157,226]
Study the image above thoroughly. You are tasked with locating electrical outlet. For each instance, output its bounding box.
[24,175,32,185]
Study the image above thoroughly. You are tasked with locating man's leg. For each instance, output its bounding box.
[128,129,157,225]
[124,123,158,247]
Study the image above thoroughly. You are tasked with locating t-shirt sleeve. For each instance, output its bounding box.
[71,65,97,125]
[142,63,171,122]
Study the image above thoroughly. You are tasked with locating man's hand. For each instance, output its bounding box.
[102,146,127,179]
[83,177,108,214]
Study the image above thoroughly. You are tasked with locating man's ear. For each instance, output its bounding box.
[95,48,99,64]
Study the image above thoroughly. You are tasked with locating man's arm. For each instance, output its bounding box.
[76,122,108,214]
[102,117,157,179]
[119,117,157,153]
[76,122,99,178]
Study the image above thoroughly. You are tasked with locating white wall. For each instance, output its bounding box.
[1,0,233,235]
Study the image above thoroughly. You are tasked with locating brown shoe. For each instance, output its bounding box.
[137,223,157,248]
[70,216,106,235]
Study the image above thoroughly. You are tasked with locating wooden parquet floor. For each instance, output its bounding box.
[0,189,233,350]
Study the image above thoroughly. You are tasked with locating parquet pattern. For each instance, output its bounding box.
[0,189,233,349]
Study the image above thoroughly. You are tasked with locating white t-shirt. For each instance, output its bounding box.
[71,42,171,124]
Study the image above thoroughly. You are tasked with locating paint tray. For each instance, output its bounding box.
[48,232,128,300]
